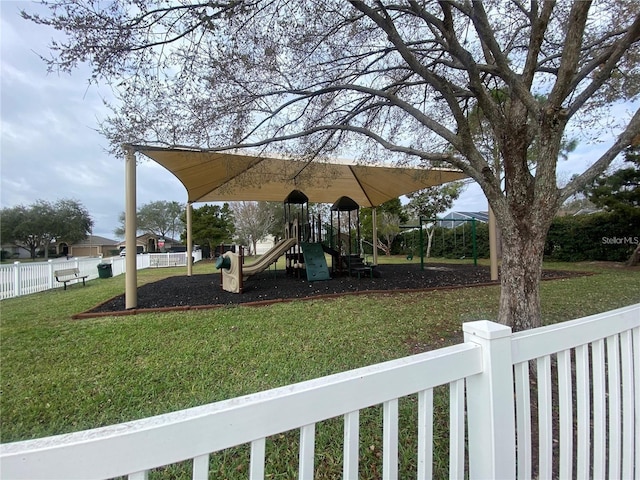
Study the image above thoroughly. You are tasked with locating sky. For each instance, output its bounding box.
[1,2,637,240]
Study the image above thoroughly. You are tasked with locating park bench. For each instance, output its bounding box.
[54,268,88,290]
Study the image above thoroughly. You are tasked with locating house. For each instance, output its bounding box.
[0,243,31,260]
[117,233,183,254]
[58,235,120,258]
[2,235,120,259]
[255,235,276,255]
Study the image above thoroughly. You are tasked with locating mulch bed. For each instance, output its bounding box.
[78,263,585,318]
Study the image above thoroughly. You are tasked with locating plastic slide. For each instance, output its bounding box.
[242,237,297,280]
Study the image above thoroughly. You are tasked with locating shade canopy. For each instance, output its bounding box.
[133,145,467,207]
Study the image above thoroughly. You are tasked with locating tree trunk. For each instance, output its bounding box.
[627,243,640,266]
[497,225,547,331]
[426,228,435,258]
[376,239,390,256]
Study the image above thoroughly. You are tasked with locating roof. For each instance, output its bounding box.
[71,235,118,246]
[116,234,182,247]
[132,145,468,208]
[438,211,489,228]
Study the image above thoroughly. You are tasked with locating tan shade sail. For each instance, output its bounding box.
[133,145,467,207]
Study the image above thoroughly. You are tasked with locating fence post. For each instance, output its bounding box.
[463,320,515,479]
[48,260,54,289]
[13,261,21,297]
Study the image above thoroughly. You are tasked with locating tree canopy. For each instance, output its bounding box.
[586,145,640,219]
[24,1,640,329]
[185,204,235,254]
[115,200,185,240]
[1,199,93,259]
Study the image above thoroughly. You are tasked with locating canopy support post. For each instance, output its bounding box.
[372,207,378,266]
[186,202,193,276]
[125,146,137,309]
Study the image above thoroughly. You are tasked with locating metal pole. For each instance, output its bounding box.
[372,207,378,266]
[124,146,137,309]
[186,202,193,276]
[489,206,498,280]
[472,218,478,267]
[419,216,425,271]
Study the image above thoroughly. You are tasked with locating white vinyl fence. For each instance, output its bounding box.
[0,250,203,300]
[1,303,637,479]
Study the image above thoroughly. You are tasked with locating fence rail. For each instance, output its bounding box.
[1,303,637,479]
[0,250,203,300]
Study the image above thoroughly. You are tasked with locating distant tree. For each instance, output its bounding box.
[1,199,93,259]
[115,200,184,240]
[185,204,234,255]
[230,202,276,255]
[586,147,640,217]
[585,146,640,265]
[264,202,286,241]
[406,182,465,258]
[557,195,598,216]
[361,198,409,255]
[376,212,402,256]
[1,205,42,260]
[53,199,93,244]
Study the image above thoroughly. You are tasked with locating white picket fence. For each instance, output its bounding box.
[1,303,637,479]
[0,250,203,300]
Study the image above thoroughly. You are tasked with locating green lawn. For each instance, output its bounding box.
[1,259,638,478]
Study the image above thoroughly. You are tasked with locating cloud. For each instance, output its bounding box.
[1,1,185,239]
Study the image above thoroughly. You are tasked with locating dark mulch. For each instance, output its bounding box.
[85,263,584,316]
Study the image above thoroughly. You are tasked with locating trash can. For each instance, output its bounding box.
[97,263,113,278]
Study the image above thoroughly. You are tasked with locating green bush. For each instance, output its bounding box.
[545,212,639,262]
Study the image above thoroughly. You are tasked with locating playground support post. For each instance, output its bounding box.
[419,216,425,271]
[372,207,378,266]
[186,202,193,276]
[471,218,477,267]
[124,146,137,309]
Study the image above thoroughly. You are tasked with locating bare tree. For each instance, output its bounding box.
[24,1,640,329]
[231,201,276,255]
[406,182,465,258]
[377,211,402,256]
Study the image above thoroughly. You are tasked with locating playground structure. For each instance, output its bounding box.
[216,190,373,293]
[323,196,373,278]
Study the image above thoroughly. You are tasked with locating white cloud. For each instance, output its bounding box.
[1,1,186,239]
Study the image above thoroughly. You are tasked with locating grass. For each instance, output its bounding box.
[1,258,638,478]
